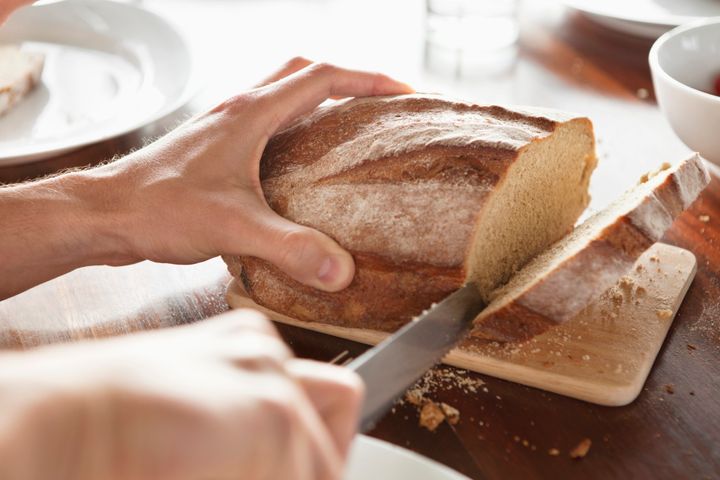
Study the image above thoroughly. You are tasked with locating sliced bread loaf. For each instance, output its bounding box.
[472,153,710,342]
[224,94,597,332]
[0,45,44,117]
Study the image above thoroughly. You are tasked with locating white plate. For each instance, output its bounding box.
[344,436,471,480]
[0,0,197,165]
[563,0,720,38]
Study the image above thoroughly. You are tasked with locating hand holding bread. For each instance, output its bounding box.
[0,60,413,298]
[97,60,413,291]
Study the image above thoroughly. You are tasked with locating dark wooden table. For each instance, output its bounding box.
[1,1,718,478]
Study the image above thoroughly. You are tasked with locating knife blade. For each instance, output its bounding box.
[346,283,486,433]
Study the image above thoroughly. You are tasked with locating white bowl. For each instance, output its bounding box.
[649,18,720,165]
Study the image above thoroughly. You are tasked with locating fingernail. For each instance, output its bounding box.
[316,255,353,291]
[317,256,336,282]
[400,81,415,93]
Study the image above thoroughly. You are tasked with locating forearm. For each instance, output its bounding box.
[0,169,135,299]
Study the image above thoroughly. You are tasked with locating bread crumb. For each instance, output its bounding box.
[635,286,646,297]
[403,367,485,405]
[405,390,424,406]
[440,403,460,425]
[664,384,675,394]
[650,255,660,263]
[609,289,624,306]
[570,438,592,459]
[582,354,590,361]
[548,448,560,456]
[656,309,673,320]
[619,276,634,293]
[699,215,710,223]
[419,401,445,432]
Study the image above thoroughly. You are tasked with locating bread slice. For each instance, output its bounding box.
[224,94,597,332]
[472,153,710,342]
[0,45,44,117]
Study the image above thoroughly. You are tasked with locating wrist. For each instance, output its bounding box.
[4,168,138,271]
[55,167,139,267]
[0,163,140,298]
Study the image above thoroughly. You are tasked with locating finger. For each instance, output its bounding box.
[257,62,414,135]
[257,377,345,480]
[288,397,346,480]
[287,359,364,459]
[253,56,314,88]
[230,205,355,292]
[222,373,344,480]
[206,311,297,370]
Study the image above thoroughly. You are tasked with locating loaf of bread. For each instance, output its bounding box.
[223,94,597,334]
[473,154,710,342]
[0,45,44,117]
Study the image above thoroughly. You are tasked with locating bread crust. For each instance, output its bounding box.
[223,94,592,332]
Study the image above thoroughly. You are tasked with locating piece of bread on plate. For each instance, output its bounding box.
[0,45,45,117]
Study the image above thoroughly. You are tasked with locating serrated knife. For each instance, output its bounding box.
[346,283,486,433]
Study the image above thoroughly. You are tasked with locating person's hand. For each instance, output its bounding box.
[0,310,363,480]
[0,59,412,299]
[91,59,414,292]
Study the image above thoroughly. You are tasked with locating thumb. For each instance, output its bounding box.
[246,209,355,292]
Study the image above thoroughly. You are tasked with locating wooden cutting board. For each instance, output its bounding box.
[227,243,696,406]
